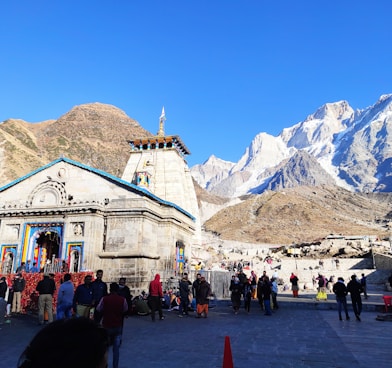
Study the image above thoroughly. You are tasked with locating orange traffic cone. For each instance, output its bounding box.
[222,335,234,368]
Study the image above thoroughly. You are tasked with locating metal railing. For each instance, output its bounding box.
[43,256,63,274]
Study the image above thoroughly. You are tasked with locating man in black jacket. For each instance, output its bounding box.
[91,269,108,323]
[178,273,191,317]
[347,274,363,321]
[12,273,25,314]
[195,277,211,318]
[117,277,132,316]
[36,274,56,325]
[192,273,201,298]
[73,274,94,318]
[333,277,350,321]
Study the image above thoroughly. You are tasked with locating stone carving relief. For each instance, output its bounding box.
[29,180,67,207]
[72,223,84,236]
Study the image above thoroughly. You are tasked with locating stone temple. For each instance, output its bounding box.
[0,108,201,293]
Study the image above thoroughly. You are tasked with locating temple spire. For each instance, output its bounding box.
[157,106,166,136]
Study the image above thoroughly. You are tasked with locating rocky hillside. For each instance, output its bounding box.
[0,103,152,185]
[202,185,392,245]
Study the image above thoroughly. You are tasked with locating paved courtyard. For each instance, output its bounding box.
[1,297,391,368]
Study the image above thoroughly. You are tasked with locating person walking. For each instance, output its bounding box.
[191,273,202,311]
[289,272,299,298]
[192,273,202,298]
[178,273,192,317]
[36,273,56,325]
[271,277,279,310]
[91,269,108,323]
[347,274,363,321]
[195,276,212,318]
[250,270,258,299]
[0,277,8,325]
[243,279,252,313]
[256,276,265,311]
[73,274,94,318]
[230,276,242,314]
[316,274,328,301]
[237,269,249,300]
[12,273,26,314]
[117,277,133,316]
[261,275,272,316]
[332,277,350,321]
[97,282,128,368]
[6,279,13,317]
[360,273,368,299]
[56,273,74,320]
[148,274,164,321]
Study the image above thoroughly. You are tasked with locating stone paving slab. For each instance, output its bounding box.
[1,299,391,368]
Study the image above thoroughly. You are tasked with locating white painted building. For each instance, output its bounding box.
[0,110,201,292]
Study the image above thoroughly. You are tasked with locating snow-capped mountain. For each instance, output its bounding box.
[191,94,392,197]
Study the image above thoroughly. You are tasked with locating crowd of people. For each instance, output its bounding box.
[229,269,279,315]
[225,267,372,324]
[0,272,26,322]
[0,264,389,367]
[0,269,132,368]
[1,269,215,368]
[146,272,214,320]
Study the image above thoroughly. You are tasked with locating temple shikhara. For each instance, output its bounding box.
[0,108,201,293]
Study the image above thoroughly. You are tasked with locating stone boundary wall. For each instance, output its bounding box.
[373,252,392,270]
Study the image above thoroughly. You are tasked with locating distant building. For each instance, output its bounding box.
[325,235,345,240]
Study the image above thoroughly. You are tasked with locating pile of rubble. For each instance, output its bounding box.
[197,232,392,272]
[272,238,392,259]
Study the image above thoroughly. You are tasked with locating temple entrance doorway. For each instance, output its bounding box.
[35,230,61,270]
[175,240,185,275]
[2,251,14,274]
[70,250,80,272]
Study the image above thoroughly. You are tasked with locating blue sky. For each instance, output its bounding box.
[1,1,391,167]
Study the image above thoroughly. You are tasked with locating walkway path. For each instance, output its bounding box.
[1,297,391,368]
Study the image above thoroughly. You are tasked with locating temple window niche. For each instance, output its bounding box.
[134,171,151,188]
[176,241,185,275]
[6,224,20,239]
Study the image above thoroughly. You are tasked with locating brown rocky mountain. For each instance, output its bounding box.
[202,186,392,245]
[0,103,152,185]
[1,103,391,246]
